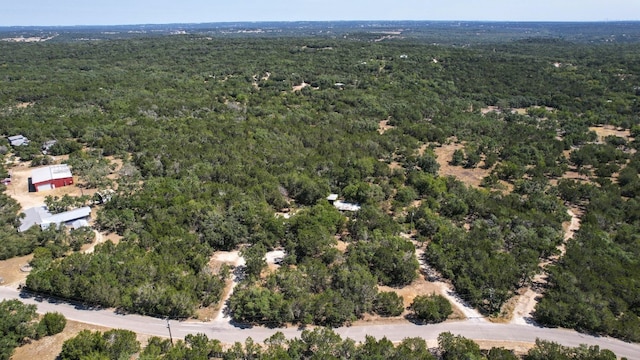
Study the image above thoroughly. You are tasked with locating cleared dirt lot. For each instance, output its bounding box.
[434,142,490,189]
[4,160,98,210]
[0,254,32,287]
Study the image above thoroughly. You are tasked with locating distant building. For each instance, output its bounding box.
[8,135,29,147]
[19,206,91,232]
[326,193,361,211]
[41,140,57,154]
[333,200,361,212]
[30,164,74,192]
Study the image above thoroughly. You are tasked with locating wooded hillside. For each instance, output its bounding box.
[1,25,639,339]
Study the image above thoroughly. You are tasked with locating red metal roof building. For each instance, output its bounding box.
[30,165,74,192]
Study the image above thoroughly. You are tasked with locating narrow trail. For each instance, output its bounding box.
[211,249,284,323]
[510,208,580,325]
[211,251,245,323]
[415,247,486,322]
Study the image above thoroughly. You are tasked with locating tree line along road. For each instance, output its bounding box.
[1,286,639,358]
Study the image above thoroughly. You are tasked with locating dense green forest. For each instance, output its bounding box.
[1,23,639,340]
[59,327,620,360]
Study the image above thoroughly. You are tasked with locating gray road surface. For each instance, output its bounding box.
[1,286,637,358]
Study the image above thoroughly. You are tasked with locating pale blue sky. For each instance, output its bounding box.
[2,0,639,26]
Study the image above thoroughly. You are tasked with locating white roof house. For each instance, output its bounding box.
[18,206,51,232]
[8,135,29,147]
[19,206,91,232]
[326,194,339,202]
[333,200,361,212]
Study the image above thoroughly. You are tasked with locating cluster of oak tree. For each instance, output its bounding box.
[0,24,639,338]
[58,327,621,360]
[0,299,66,360]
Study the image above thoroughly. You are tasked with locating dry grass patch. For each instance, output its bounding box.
[434,143,489,189]
[0,254,32,287]
[377,275,466,321]
[589,125,632,143]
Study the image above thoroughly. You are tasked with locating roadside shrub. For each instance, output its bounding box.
[38,312,67,336]
[409,293,452,323]
[373,291,404,316]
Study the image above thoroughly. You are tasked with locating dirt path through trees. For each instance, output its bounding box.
[415,248,486,321]
[510,208,580,325]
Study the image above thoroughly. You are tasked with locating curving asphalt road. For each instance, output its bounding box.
[1,286,638,358]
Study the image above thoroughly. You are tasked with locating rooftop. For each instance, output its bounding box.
[31,164,73,184]
[19,206,91,232]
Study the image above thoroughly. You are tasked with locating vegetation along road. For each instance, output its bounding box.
[1,286,638,359]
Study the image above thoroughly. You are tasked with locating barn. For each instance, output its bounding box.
[30,164,74,192]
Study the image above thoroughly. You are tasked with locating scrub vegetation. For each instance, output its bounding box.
[0,22,639,341]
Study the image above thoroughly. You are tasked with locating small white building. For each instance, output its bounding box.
[326,194,361,211]
[8,135,29,147]
[333,200,361,212]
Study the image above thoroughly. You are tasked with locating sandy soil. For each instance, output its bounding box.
[4,161,97,210]
[0,254,33,287]
[377,119,395,135]
[589,125,632,143]
[291,82,310,92]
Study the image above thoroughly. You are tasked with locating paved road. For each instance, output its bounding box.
[2,287,638,358]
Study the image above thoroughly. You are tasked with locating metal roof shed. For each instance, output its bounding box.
[40,206,92,230]
[31,165,74,192]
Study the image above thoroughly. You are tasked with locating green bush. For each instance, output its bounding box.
[409,293,452,323]
[373,291,404,317]
[38,312,67,336]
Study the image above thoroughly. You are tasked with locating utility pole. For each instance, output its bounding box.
[166,318,173,345]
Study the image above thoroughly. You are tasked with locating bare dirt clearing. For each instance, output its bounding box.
[206,251,245,322]
[4,161,97,210]
[0,254,32,287]
[415,247,485,322]
[377,118,395,134]
[434,143,488,188]
[589,125,632,143]
[434,142,512,191]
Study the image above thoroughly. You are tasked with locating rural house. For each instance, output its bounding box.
[41,140,57,154]
[18,206,91,232]
[326,193,361,211]
[30,164,74,192]
[8,135,29,147]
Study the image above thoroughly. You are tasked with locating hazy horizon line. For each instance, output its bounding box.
[2,19,639,29]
